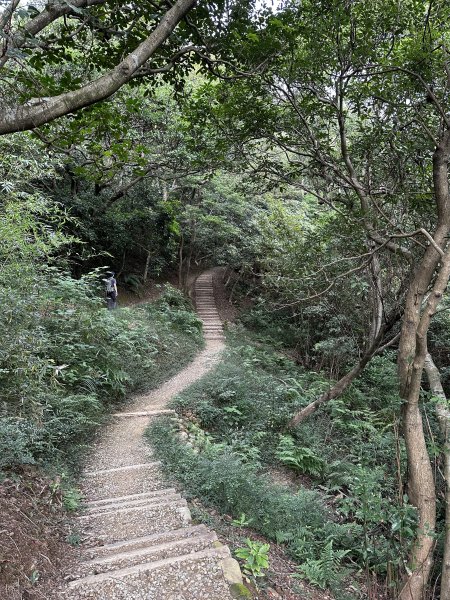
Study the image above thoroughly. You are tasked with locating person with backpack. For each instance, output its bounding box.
[105,271,118,309]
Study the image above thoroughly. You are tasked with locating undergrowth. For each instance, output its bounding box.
[0,281,202,474]
[148,330,417,597]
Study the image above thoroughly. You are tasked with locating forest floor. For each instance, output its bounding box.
[0,468,78,600]
[0,268,335,600]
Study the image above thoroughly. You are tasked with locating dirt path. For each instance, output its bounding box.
[63,271,244,600]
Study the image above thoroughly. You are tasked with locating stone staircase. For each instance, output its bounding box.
[194,271,225,342]
[62,272,242,600]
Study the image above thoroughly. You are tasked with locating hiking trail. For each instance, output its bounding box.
[63,270,244,600]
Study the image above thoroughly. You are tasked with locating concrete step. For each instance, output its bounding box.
[78,500,192,544]
[84,525,210,559]
[81,462,166,500]
[72,531,219,578]
[86,492,182,515]
[67,546,234,599]
[86,489,177,509]
[84,462,161,477]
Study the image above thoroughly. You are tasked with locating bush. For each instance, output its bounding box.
[163,334,413,586]
[0,275,202,473]
[147,418,356,568]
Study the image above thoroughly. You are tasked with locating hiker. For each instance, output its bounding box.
[105,271,118,309]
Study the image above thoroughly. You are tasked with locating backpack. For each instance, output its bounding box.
[106,277,115,293]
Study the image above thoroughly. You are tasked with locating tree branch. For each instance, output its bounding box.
[0,0,197,135]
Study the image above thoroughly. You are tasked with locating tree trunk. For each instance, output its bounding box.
[397,130,450,600]
[143,250,151,282]
[368,250,383,345]
[178,232,184,289]
[424,352,450,599]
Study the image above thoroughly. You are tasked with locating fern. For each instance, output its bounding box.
[275,435,325,477]
[295,541,349,589]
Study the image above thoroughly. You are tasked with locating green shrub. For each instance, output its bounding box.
[0,275,202,473]
[164,334,412,586]
[147,418,354,568]
[235,539,270,578]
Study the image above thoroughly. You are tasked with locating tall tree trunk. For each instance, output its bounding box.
[424,352,450,599]
[368,250,383,345]
[178,232,184,289]
[143,250,151,282]
[397,130,450,600]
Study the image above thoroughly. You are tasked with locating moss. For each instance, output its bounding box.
[230,582,253,599]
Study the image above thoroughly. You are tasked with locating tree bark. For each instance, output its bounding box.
[0,0,196,134]
[143,250,151,283]
[178,232,184,289]
[397,129,450,600]
[424,352,450,600]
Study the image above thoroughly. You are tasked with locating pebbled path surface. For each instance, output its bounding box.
[61,271,241,600]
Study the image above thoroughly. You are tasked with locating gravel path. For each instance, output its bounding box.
[62,271,243,600]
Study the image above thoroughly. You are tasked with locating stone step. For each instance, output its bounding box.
[86,492,182,515]
[72,531,219,578]
[67,546,234,599]
[78,500,192,544]
[81,462,165,500]
[84,462,161,477]
[113,409,176,418]
[85,525,210,560]
[86,488,177,509]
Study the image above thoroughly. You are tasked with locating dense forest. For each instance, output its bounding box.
[1,0,450,599]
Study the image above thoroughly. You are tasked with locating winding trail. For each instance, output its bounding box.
[64,271,242,600]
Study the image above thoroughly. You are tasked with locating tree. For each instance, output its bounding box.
[189,1,450,597]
